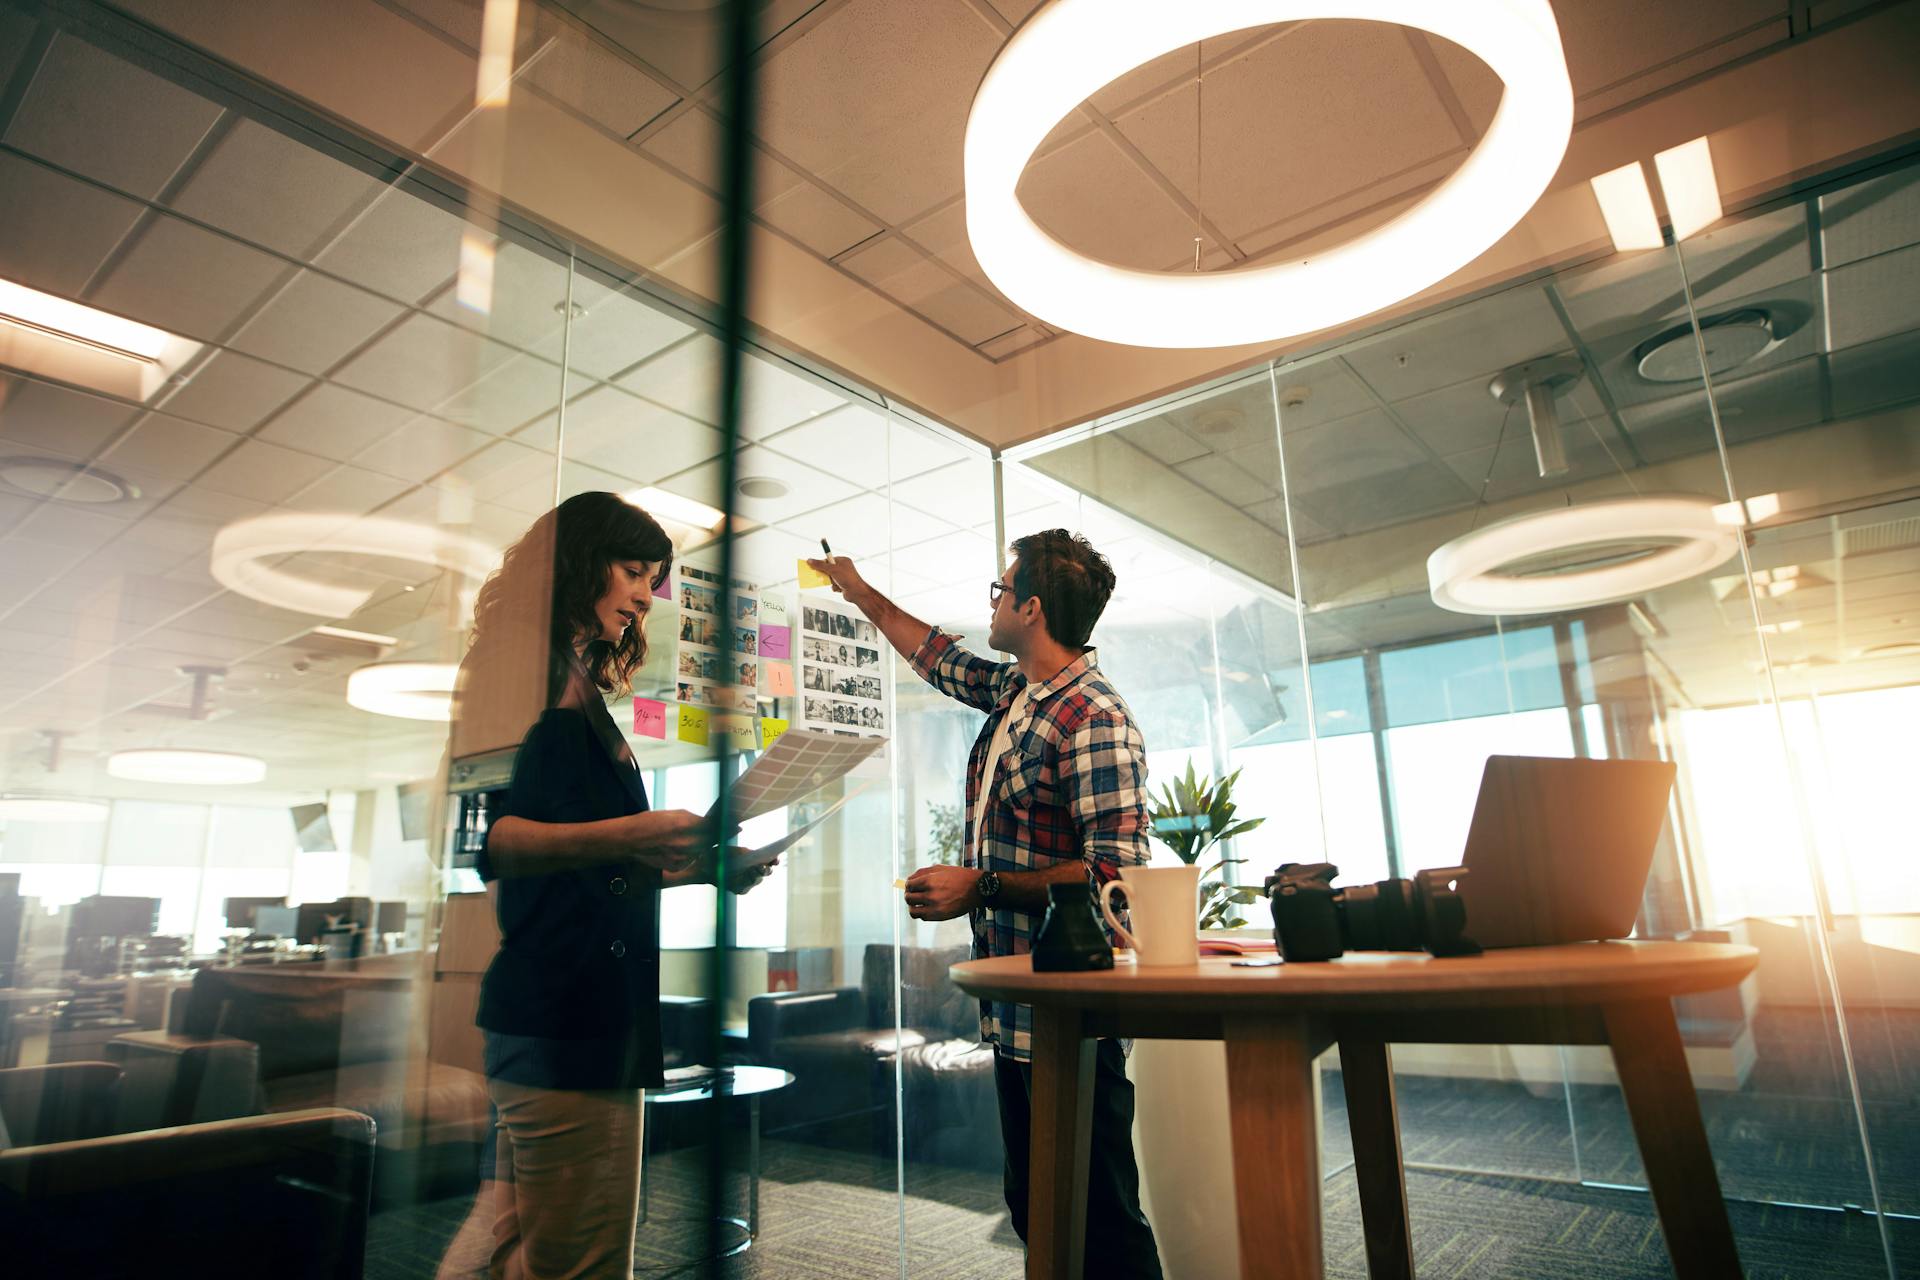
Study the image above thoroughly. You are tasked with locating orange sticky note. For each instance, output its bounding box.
[677,705,709,746]
[633,698,666,739]
[759,717,790,750]
[797,558,831,589]
[766,662,796,696]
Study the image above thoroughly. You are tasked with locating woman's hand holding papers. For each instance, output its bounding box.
[622,809,717,873]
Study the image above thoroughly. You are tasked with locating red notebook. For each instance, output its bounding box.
[1197,937,1278,956]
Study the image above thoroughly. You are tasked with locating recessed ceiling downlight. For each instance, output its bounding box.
[737,476,790,500]
[106,749,266,785]
[0,457,140,504]
[1635,309,1779,383]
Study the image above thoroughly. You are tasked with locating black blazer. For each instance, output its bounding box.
[475,704,664,1087]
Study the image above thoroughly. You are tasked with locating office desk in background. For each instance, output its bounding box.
[951,941,1758,1280]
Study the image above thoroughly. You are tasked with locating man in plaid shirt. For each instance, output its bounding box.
[806,529,1163,1279]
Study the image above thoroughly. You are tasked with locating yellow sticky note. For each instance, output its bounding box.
[759,717,790,750]
[677,704,709,746]
[797,558,831,589]
[715,713,755,749]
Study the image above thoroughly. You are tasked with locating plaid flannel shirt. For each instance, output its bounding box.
[909,627,1150,1061]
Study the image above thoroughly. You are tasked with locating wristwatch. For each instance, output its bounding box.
[975,870,1002,906]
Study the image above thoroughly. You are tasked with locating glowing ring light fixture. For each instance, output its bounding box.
[210,513,501,620]
[964,0,1575,348]
[1427,496,1741,616]
[347,661,457,722]
[107,749,267,785]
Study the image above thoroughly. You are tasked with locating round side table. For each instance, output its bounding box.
[636,1064,795,1269]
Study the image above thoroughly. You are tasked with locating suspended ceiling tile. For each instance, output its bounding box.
[1394,371,1608,459]
[158,349,311,432]
[312,187,467,305]
[0,153,146,299]
[89,214,291,344]
[168,117,383,259]
[886,457,995,527]
[99,411,238,481]
[427,240,571,351]
[765,401,963,490]
[333,311,518,412]
[1438,428,1616,501]
[725,524,821,586]
[898,201,1004,300]
[977,327,1048,360]
[437,355,567,435]
[666,442,860,528]
[1345,286,1567,401]
[1620,357,1825,460]
[1159,381,1278,454]
[1282,409,1432,494]
[528,281,694,381]
[257,383,418,463]
[1110,22,1459,248]
[0,377,140,457]
[1820,168,1920,269]
[753,0,998,226]
[548,384,723,483]
[226,270,405,376]
[1018,129,1199,274]
[1242,497,1330,544]
[758,181,883,259]
[1829,330,1920,420]
[639,106,803,203]
[1558,0,1786,114]
[795,490,956,559]
[4,34,223,201]
[1300,463,1470,535]
[195,438,337,504]
[523,29,679,138]
[351,415,493,483]
[1827,240,1920,351]
[1174,452,1277,508]
[615,333,721,423]
[839,235,1020,345]
[276,464,412,517]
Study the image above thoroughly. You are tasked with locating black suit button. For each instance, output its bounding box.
[609,876,628,895]
[609,940,626,958]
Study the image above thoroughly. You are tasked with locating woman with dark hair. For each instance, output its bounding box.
[456,491,771,1279]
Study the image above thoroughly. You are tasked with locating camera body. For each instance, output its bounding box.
[1265,862,1480,961]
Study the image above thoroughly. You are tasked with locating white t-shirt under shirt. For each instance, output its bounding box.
[970,684,1033,867]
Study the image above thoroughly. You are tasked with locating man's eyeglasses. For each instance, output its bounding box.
[988,580,1016,607]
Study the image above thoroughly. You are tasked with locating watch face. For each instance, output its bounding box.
[978,871,1000,900]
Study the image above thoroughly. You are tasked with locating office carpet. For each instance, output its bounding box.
[370,1137,1914,1279]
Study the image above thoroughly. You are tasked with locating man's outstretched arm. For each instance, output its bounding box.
[805,555,1010,713]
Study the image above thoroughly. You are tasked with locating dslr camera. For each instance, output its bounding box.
[1265,862,1481,961]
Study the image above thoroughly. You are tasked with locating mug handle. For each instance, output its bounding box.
[1099,881,1138,951]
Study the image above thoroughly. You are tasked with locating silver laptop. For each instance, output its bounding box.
[1454,755,1677,950]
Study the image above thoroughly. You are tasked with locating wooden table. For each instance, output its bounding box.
[950,941,1757,1280]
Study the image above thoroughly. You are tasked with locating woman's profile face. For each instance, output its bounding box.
[589,558,664,648]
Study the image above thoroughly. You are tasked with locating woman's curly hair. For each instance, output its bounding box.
[471,492,675,700]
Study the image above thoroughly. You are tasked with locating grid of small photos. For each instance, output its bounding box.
[798,598,887,736]
[675,565,757,714]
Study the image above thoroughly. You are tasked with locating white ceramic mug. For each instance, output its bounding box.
[1099,865,1201,966]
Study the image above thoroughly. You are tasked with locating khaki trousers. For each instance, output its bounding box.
[487,1079,645,1280]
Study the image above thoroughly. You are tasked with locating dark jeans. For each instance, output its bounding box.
[993,1040,1164,1279]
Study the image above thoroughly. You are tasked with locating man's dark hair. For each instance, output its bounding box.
[1009,529,1116,649]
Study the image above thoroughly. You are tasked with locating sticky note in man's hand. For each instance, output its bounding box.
[797,558,831,589]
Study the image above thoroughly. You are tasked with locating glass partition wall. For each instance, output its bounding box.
[3,4,1916,1279]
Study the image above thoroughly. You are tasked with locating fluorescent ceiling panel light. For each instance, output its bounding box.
[1711,492,1783,526]
[476,0,519,107]
[311,625,400,646]
[210,512,500,619]
[347,661,457,722]
[1427,496,1741,615]
[963,0,1574,348]
[1588,161,1664,252]
[1653,136,1723,241]
[457,231,495,315]
[624,487,725,531]
[0,795,108,822]
[107,749,266,785]
[0,277,202,400]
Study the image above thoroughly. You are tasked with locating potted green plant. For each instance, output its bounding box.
[1148,760,1267,928]
[926,801,963,866]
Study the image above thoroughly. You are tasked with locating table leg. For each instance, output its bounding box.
[637,1098,651,1228]
[1026,1005,1093,1280]
[749,1095,761,1236]
[1338,1036,1412,1280]
[1602,998,1743,1279]
[1224,1015,1322,1280]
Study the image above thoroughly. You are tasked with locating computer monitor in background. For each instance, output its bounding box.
[290,802,336,853]
[375,901,408,935]
[223,896,289,930]
[294,896,374,944]
[252,905,298,938]
[396,781,433,842]
[71,895,159,939]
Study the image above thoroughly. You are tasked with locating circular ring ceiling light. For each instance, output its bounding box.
[346,661,457,722]
[107,749,266,785]
[964,1,1575,349]
[210,513,501,620]
[1427,496,1741,616]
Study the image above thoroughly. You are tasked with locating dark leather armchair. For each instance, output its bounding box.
[0,1106,375,1279]
[0,1061,121,1147]
[746,944,998,1167]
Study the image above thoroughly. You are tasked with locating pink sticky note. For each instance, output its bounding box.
[759,624,791,659]
[767,662,796,696]
[653,574,671,600]
[633,699,666,738]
